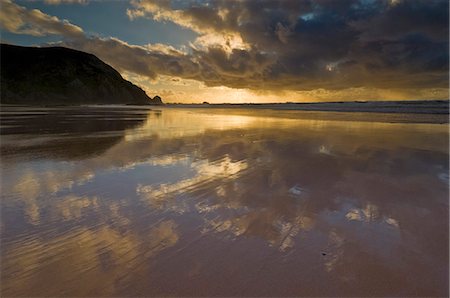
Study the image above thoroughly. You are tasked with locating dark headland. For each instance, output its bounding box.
[0,44,162,105]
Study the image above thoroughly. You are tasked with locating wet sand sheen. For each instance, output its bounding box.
[1,106,448,296]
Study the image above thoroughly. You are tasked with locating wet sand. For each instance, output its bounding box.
[1,106,448,296]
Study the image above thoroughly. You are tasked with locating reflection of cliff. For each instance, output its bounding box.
[0,106,149,160]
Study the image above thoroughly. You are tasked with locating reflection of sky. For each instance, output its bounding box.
[1,107,449,296]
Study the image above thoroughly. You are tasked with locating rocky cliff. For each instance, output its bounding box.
[0,44,162,105]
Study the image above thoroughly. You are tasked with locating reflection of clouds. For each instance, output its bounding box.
[320,200,403,277]
[202,213,315,252]
[137,156,248,211]
[384,218,399,228]
[323,230,345,273]
[2,226,141,296]
[118,154,190,171]
[318,144,333,155]
[148,154,189,167]
[345,203,379,222]
[132,113,447,254]
[145,220,179,258]
[8,168,94,224]
[274,216,314,251]
[195,156,248,177]
[345,203,399,228]
[2,219,179,296]
[10,168,94,195]
[55,195,99,220]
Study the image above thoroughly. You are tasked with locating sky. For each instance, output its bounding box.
[0,0,448,103]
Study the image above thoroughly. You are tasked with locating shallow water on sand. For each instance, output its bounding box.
[1,106,448,296]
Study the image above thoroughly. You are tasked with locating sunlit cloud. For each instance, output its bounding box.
[0,0,83,38]
[192,32,249,52]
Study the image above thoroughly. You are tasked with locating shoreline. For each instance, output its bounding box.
[166,100,449,115]
[1,102,448,125]
[1,100,448,114]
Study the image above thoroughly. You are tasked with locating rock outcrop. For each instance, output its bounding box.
[152,95,163,104]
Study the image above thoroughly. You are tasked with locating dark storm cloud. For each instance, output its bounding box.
[121,0,449,91]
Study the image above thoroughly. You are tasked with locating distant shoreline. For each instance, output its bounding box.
[165,100,449,115]
[1,100,449,115]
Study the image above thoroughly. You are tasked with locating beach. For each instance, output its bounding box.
[1,105,448,296]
